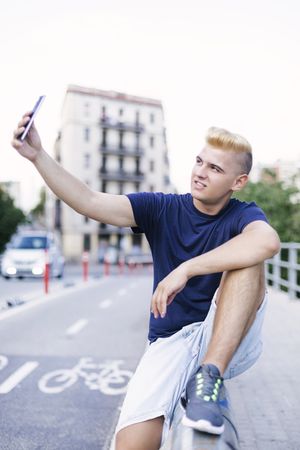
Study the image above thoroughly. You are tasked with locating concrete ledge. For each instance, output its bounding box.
[162,385,239,450]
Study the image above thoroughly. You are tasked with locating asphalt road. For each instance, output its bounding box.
[0,271,152,450]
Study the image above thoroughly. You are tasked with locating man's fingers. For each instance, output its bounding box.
[155,292,167,318]
[18,116,30,128]
[22,111,32,118]
[13,128,24,140]
[11,138,23,149]
[151,298,159,319]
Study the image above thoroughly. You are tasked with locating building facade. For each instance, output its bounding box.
[50,84,173,261]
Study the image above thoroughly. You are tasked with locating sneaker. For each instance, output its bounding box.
[181,364,225,435]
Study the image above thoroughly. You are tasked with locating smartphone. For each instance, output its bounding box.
[18,95,46,142]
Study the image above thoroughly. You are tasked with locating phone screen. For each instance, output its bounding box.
[18,95,46,142]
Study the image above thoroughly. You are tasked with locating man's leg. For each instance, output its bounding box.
[202,263,265,374]
[182,263,265,434]
[115,416,164,450]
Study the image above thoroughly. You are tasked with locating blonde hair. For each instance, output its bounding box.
[206,127,253,174]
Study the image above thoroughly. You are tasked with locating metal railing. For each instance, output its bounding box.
[99,167,145,182]
[100,117,145,133]
[265,243,300,299]
[100,144,144,157]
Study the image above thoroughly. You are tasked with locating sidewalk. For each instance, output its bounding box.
[226,287,300,449]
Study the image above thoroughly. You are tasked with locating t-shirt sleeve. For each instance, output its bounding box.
[234,202,269,234]
[126,192,165,235]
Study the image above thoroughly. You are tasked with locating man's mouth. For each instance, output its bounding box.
[194,180,206,188]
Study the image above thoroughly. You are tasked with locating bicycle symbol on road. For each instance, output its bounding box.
[38,357,133,395]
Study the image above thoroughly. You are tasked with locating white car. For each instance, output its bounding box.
[1,231,65,279]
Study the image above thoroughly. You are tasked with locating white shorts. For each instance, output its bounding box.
[116,290,268,447]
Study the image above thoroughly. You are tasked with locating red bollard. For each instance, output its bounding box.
[44,249,50,294]
[104,256,110,276]
[118,255,125,275]
[82,251,89,282]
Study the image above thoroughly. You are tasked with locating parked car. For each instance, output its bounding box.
[125,252,153,266]
[103,246,119,265]
[1,231,65,279]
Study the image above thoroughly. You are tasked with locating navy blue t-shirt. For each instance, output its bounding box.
[127,192,268,343]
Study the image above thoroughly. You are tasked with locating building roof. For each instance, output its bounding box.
[67,84,162,108]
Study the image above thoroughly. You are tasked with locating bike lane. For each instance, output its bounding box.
[0,274,151,449]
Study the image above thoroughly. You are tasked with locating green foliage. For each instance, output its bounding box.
[0,188,26,253]
[234,180,300,242]
[30,187,46,218]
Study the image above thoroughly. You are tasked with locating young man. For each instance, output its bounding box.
[12,117,280,450]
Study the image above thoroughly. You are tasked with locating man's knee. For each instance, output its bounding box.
[115,416,164,450]
[220,263,265,288]
[216,263,265,306]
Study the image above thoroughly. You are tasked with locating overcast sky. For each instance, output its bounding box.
[1,0,300,210]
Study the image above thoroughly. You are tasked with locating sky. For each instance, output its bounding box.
[1,0,300,210]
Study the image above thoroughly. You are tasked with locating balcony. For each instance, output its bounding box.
[99,167,145,182]
[100,116,145,133]
[98,223,131,236]
[100,144,144,157]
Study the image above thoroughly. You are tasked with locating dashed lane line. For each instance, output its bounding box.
[0,361,39,394]
[117,288,127,296]
[66,319,88,336]
[99,299,112,309]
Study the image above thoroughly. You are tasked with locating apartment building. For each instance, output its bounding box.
[50,84,173,261]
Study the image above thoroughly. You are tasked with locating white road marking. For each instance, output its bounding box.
[99,299,112,309]
[0,361,39,394]
[66,319,88,336]
[117,288,127,296]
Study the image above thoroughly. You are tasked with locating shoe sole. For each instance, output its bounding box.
[181,415,225,435]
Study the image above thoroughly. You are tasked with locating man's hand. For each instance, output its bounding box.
[11,112,43,162]
[151,265,189,319]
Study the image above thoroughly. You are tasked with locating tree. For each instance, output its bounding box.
[30,187,46,219]
[0,188,26,253]
[234,179,300,242]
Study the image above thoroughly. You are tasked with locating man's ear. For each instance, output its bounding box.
[232,174,249,192]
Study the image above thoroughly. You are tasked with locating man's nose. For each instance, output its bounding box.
[195,165,208,178]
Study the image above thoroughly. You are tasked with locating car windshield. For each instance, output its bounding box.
[11,236,48,249]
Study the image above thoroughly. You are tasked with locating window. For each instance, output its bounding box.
[84,216,89,223]
[149,184,154,192]
[102,106,106,118]
[83,233,91,251]
[84,127,90,142]
[119,108,123,117]
[84,102,89,117]
[135,111,140,124]
[150,113,155,124]
[150,160,155,172]
[150,136,155,148]
[84,153,91,168]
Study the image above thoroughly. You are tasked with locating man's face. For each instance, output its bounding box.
[190,145,244,207]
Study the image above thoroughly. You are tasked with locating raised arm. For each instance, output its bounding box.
[12,113,137,227]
